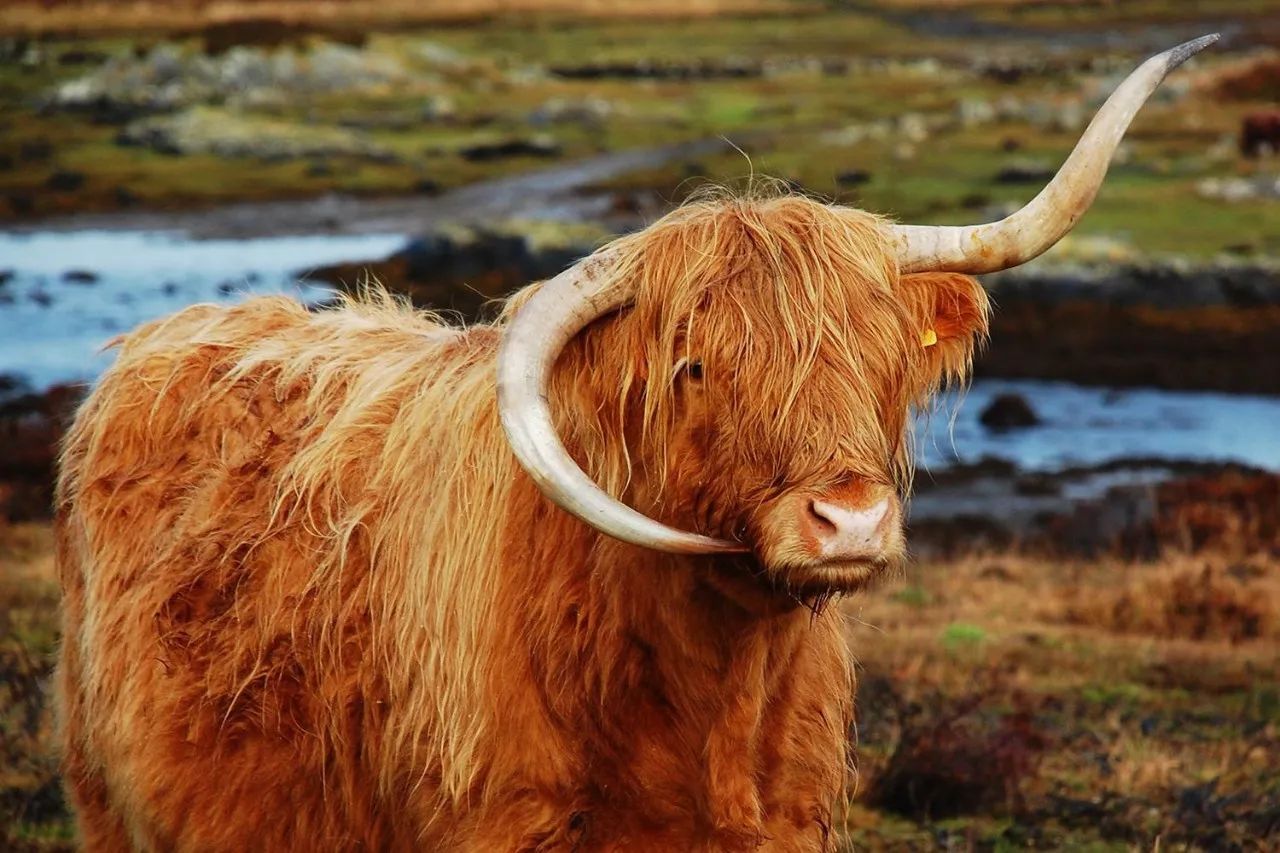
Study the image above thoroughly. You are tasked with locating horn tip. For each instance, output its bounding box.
[1166,33,1220,69]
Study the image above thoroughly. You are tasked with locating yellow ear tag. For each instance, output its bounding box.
[921,328,938,348]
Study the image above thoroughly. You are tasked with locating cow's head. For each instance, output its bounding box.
[497,37,1215,596]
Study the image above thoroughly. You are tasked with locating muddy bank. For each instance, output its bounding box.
[0,378,82,524]
[978,261,1280,394]
[911,458,1280,560]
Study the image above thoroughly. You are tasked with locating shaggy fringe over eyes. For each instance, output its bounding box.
[521,186,952,504]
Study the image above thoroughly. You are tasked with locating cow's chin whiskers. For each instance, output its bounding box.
[738,539,903,601]
[777,555,899,597]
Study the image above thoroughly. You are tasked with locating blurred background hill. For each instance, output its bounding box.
[2,0,1279,849]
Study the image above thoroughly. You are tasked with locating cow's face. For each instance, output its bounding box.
[504,38,1207,580]
[560,198,988,594]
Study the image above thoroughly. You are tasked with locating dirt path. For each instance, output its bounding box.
[8,138,730,240]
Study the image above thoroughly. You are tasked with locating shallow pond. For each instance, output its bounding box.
[0,229,406,388]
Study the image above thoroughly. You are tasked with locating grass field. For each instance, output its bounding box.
[2,3,1279,846]
[3,518,1276,850]
[4,3,1280,255]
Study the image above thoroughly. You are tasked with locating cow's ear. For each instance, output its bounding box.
[898,272,990,385]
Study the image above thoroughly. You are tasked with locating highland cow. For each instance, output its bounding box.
[55,37,1214,852]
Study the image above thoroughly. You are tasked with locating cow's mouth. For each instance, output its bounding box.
[777,556,896,597]
[724,549,896,602]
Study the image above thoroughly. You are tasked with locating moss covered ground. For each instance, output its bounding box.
[4,1,1279,256]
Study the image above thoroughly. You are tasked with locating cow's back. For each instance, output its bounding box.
[55,295,495,851]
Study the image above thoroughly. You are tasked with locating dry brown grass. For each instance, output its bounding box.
[0,523,69,852]
[844,550,1280,845]
[1060,562,1279,644]
[0,0,803,37]
[1,521,1277,848]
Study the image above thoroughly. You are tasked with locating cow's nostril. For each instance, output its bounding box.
[807,499,838,537]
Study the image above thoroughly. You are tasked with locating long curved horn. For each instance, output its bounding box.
[889,34,1218,275]
[497,250,748,554]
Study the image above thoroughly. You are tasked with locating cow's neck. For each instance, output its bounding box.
[492,474,850,843]
[575,542,845,841]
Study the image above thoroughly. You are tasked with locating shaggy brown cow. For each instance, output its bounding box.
[55,38,1213,852]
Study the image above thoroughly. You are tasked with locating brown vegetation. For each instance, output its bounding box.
[845,549,1280,847]
[0,524,69,852]
[982,300,1280,395]
[0,384,83,524]
[1060,562,1278,644]
[0,0,801,38]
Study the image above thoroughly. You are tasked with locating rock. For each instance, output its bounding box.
[412,178,442,195]
[458,135,560,162]
[1053,99,1085,132]
[957,98,995,128]
[896,113,929,144]
[19,139,52,161]
[979,394,1040,431]
[0,373,28,401]
[45,170,86,191]
[0,381,86,522]
[118,106,395,162]
[528,97,615,127]
[45,41,411,117]
[420,95,456,123]
[0,270,13,287]
[995,161,1055,185]
[548,58,761,81]
[62,270,99,285]
[1197,174,1280,203]
[58,47,109,66]
[836,169,872,187]
[415,41,471,71]
[113,185,140,207]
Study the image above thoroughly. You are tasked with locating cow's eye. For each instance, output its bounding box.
[687,360,704,380]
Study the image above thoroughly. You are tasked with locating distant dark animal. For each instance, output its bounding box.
[1241,110,1280,158]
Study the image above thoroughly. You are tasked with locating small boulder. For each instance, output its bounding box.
[994,162,1054,185]
[979,393,1040,431]
[63,269,99,285]
[836,169,871,187]
[458,135,560,163]
[45,169,86,191]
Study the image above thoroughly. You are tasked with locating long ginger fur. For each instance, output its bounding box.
[55,193,988,851]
